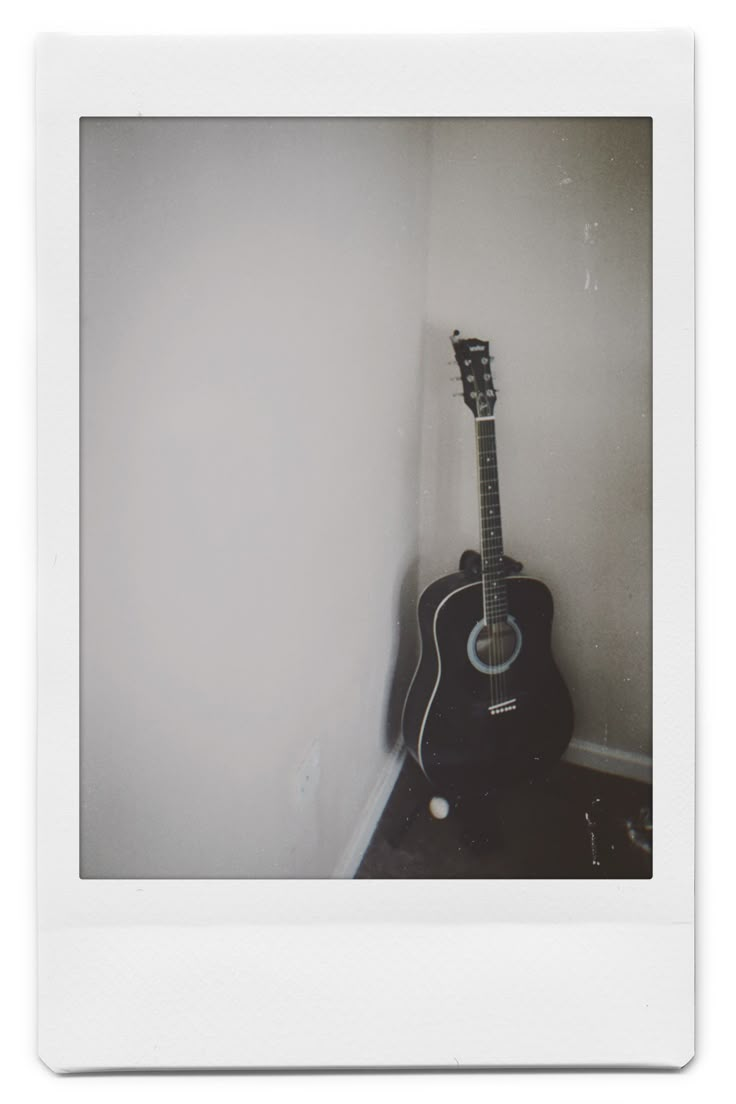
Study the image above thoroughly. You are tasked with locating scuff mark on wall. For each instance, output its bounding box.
[583,220,600,291]
[584,797,602,867]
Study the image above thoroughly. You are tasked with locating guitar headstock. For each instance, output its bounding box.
[450,329,496,418]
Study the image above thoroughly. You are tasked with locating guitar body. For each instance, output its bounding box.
[402,571,574,797]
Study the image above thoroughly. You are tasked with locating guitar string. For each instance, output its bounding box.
[482,417,508,705]
[478,418,500,703]
[476,389,508,707]
[491,420,508,707]
[472,358,498,705]
[475,417,496,704]
[474,382,507,706]
[479,419,495,701]
[474,416,500,706]
[464,337,511,709]
[489,421,507,706]
[493,419,510,706]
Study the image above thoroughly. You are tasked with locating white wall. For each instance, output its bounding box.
[420,118,652,774]
[80,118,431,877]
[81,117,652,880]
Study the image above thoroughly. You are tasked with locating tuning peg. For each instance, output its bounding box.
[450,375,462,381]
[452,392,464,398]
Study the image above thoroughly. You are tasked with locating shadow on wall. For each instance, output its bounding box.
[429,321,471,537]
[383,555,420,753]
[382,319,490,759]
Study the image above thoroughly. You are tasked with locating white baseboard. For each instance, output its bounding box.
[332,743,406,878]
[563,737,652,783]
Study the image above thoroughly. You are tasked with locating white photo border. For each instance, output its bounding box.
[37,33,694,1070]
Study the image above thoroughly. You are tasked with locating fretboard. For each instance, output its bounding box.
[475,417,508,624]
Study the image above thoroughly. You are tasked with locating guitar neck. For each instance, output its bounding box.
[475,416,508,624]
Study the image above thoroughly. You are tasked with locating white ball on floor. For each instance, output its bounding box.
[429,796,450,820]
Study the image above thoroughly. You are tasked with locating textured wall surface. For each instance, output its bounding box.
[419,118,652,772]
[80,118,431,876]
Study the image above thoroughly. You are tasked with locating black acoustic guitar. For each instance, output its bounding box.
[402,331,574,802]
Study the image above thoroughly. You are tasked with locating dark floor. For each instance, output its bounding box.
[357,755,652,879]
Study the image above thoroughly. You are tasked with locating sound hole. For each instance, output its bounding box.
[467,616,522,675]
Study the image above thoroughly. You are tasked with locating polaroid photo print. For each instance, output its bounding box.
[36,32,694,1070]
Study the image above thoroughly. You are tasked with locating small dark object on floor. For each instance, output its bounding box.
[356,755,652,879]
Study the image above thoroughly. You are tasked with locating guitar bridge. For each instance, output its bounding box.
[488,699,517,715]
